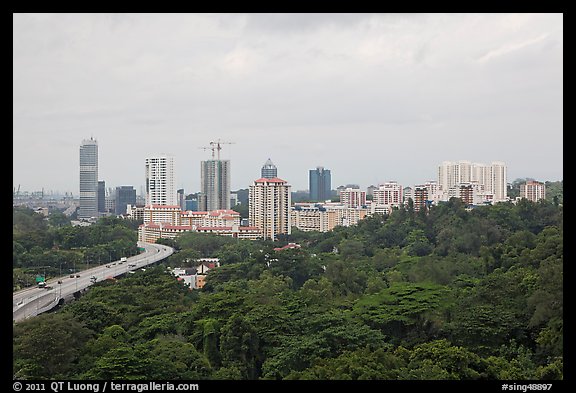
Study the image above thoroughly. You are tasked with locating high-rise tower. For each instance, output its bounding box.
[79,137,98,219]
[199,140,233,211]
[309,166,331,202]
[249,177,291,240]
[490,161,507,202]
[261,158,278,179]
[145,155,177,206]
[200,159,231,211]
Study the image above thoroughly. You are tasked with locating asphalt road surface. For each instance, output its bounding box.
[12,242,174,323]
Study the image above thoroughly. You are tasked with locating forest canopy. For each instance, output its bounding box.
[13,198,563,380]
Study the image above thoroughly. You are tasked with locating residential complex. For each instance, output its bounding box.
[438,160,507,203]
[291,202,369,232]
[138,205,262,243]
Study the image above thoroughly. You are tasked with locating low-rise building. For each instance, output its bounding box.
[138,205,262,243]
[169,258,220,290]
[181,209,240,227]
[291,204,337,232]
[291,202,368,231]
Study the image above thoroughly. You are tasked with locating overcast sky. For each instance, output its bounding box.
[13,13,563,195]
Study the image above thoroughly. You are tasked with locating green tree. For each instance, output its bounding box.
[13,313,93,379]
[139,338,212,379]
[219,314,263,379]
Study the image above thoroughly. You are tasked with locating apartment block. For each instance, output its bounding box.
[339,187,366,208]
[438,160,507,203]
[291,204,337,232]
[520,180,546,202]
[145,155,177,206]
[249,177,291,240]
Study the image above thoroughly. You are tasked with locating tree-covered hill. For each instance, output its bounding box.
[13,198,562,380]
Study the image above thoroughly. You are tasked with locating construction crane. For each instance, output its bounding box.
[198,139,235,160]
[198,145,214,159]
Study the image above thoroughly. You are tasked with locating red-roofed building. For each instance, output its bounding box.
[181,209,240,228]
[273,243,301,251]
[138,204,262,243]
[253,177,288,183]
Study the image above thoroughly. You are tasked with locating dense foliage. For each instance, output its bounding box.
[13,208,140,290]
[13,198,562,380]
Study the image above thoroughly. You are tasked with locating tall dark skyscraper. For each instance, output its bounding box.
[98,181,106,213]
[261,158,277,179]
[79,137,98,219]
[115,186,136,215]
[309,166,331,202]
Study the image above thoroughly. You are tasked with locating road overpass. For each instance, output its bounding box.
[12,242,174,323]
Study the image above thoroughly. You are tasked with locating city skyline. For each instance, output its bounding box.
[13,14,563,194]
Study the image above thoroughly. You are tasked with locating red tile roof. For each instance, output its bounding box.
[253,177,287,183]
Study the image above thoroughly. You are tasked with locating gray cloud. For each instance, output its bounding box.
[13,13,563,194]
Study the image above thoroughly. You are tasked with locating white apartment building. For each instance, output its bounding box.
[125,204,145,221]
[332,205,369,227]
[143,204,182,225]
[373,182,403,206]
[180,209,240,228]
[490,161,507,202]
[249,177,291,241]
[370,181,402,216]
[403,187,414,206]
[138,204,262,243]
[447,182,483,205]
[145,155,177,206]
[339,187,366,208]
[438,160,507,203]
[139,223,193,243]
[423,181,443,203]
[291,204,337,232]
[520,180,546,202]
[195,225,262,240]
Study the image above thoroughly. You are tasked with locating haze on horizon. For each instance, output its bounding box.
[13,13,563,196]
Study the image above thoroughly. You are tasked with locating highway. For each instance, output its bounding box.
[12,242,174,323]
